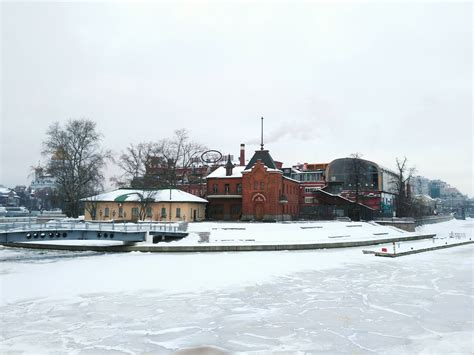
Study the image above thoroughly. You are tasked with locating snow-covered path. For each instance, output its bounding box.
[0,219,473,354]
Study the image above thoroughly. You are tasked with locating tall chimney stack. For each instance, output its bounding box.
[240,144,245,166]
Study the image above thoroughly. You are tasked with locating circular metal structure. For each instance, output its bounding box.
[201,150,223,164]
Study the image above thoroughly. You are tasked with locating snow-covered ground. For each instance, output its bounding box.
[365,218,473,254]
[11,220,425,248]
[174,220,418,246]
[0,219,472,354]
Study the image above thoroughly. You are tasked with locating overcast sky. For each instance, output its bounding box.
[1,1,472,196]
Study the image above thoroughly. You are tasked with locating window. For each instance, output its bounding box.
[260,182,264,190]
[104,207,109,217]
[305,197,313,204]
[146,207,152,217]
[161,207,167,218]
[132,207,139,218]
[118,207,123,217]
[254,182,258,190]
[213,184,218,193]
[176,207,181,218]
[237,183,242,194]
[224,184,230,193]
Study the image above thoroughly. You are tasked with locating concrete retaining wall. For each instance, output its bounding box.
[1,233,436,253]
[415,215,453,226]
[375,240,474,257]
[374,215,454,232]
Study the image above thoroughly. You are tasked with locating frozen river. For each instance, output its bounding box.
[1,219,473,354]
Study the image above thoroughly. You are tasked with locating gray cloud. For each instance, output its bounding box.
[1,1,472,196]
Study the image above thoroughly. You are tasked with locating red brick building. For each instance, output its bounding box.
[206,157,245,220]
[206,148,299,221]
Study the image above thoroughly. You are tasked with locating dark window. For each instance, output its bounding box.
[161,207,166,218]
[260,182,264,190]
[132,207,139,218]
[176,207,181,218]
[237,184,242,193]
[146,207,152,217]
[225,184,230,193]
[213,184,218,193]
[118,207,123,217]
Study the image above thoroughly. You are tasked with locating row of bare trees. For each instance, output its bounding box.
[41,120,206,217]
[112,129,206,189]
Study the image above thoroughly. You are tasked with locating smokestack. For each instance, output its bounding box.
[240,144,245,166]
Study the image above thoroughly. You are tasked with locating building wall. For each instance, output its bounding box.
[206,197,242,220]
[84,201,206,222]
[241,161,299,221]
[206,176,242,220]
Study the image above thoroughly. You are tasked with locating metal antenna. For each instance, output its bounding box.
[260,116,264,150]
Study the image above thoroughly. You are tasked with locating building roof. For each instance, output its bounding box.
[245,149,278,170]
[207,166,246,179]
[82,189,208,203]
[316,189,376,210]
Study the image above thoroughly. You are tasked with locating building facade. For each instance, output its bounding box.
[206,148,300,221]
[83,188,207,222]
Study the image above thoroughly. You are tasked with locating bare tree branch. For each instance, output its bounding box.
[42,119,108,217]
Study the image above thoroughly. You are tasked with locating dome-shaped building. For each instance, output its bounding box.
[325,157,398,216]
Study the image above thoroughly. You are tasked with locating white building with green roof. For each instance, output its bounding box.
[82,188,207,222]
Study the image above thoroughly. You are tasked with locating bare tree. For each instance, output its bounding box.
[113,142,157,188]
[42,119,109,217]
[394,157,416,217]
[346,153,365,221]
[115,129,206,189]
[348,153,364,205]
[122,190,156,221]
[156,129,207,187]
[84,194,100,221]
[137,190,156,221]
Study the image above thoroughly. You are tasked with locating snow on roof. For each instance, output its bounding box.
[283,176,300,183]
[243,166,282,173]
[317,189,376,210]
[0,186,15,195]
[378,165,398,176]
[82,189,208,203]
[207,166,246,179]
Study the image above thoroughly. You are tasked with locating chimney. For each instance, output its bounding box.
[240,144,245,166]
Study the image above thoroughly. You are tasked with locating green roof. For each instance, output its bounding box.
[114,193,141,202]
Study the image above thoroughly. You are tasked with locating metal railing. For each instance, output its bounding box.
[0,220,188,233]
